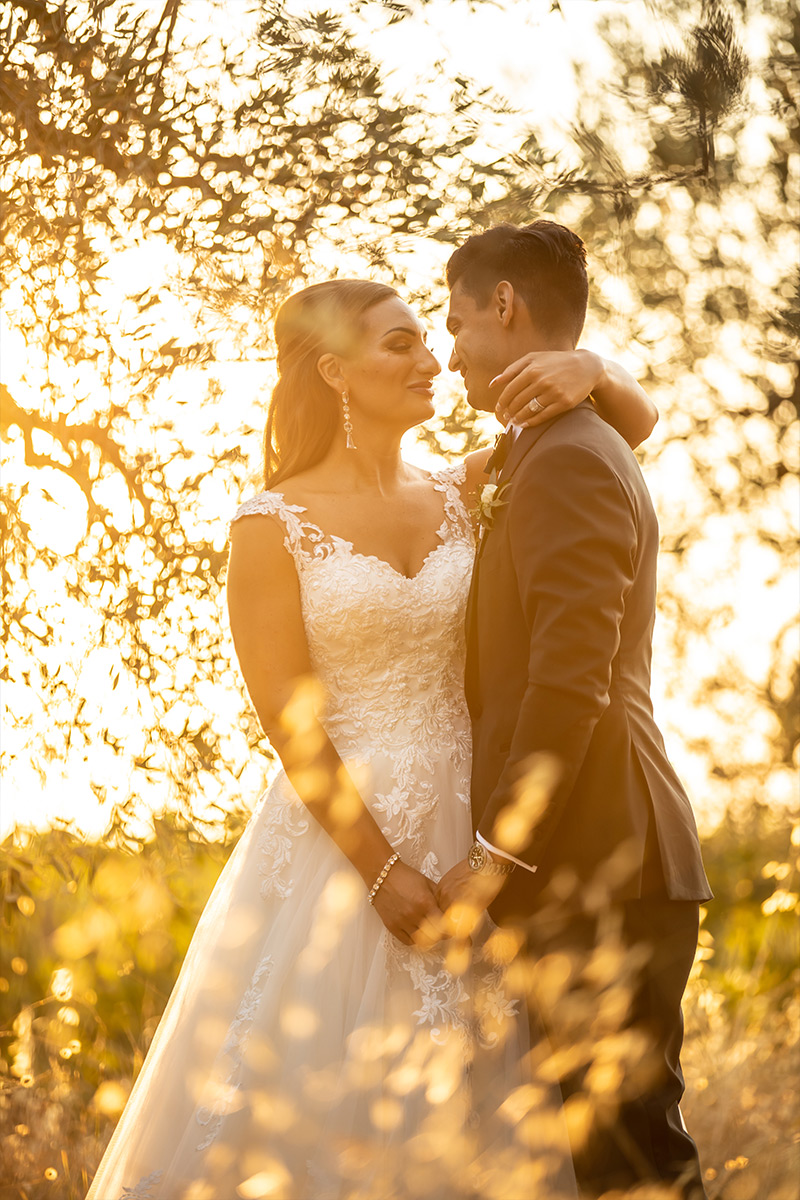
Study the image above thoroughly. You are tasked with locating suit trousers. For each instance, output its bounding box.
[522,894,707,1199]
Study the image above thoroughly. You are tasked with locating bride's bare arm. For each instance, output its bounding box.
[491,350,657,449]
[227,514,445,946]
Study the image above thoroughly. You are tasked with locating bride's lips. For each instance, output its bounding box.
[408,381,435,395]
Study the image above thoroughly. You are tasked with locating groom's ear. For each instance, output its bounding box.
[317,353,346,392]
[493,281,517,328]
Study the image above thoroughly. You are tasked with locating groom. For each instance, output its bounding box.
[437,220,712,1198]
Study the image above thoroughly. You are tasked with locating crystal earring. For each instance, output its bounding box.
[342,390,357,450]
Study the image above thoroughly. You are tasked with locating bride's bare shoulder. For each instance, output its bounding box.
[259,464,340,510]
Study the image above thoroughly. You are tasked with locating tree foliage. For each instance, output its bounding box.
[1,0,797,835]
[0,0,508,822]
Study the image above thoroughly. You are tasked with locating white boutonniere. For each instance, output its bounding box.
[472,478,511,534]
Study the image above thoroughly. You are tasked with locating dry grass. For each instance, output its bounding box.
[1,809,797,1200]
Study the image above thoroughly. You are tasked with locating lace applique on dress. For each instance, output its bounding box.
[195,952,275,1150]
[232,490,335,566]
[420,850,440,881]
[475,960,520,1049]
[256,797,310,900]
[383,932,472,1047]
[119,1170,162,1199]
[430,461,473,544]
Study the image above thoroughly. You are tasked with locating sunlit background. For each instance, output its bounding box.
[1,0,797,841]
[1,0,798,1196]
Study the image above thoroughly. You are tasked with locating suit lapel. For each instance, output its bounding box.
[466,426,533,647]
[467,400,595,645]
[498,399,594,485]
[496,423,544,485]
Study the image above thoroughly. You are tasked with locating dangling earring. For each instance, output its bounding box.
[342,389,357,450]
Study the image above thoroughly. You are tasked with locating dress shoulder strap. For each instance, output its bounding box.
[231,491,329,562]
[430,462,474,542]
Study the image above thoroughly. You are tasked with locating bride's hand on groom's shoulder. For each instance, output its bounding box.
[436,860,506,941]
[371,861,449,950]
[492,348,602,428]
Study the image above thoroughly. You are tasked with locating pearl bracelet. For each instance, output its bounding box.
[367,852,401,905]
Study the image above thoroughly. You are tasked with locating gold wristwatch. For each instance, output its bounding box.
[467,840,515,875]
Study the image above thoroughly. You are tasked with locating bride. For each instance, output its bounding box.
[87,278,655,1200]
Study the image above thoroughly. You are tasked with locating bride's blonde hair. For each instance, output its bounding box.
[264,279,397,487]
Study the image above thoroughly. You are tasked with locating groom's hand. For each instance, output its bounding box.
[491,349,603,428]
[436,859,506,940]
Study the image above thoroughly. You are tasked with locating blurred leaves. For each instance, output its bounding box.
[0,0,510,813]
[648,0,749,173]
[1,811,798,1197]
[2,0,796,832]
[0,813,248,1196]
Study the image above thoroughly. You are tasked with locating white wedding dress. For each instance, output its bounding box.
[87,465,575,1200]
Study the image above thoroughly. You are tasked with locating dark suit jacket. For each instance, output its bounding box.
[466,402,712,920]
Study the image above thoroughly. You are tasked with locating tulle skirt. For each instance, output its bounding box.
[87,753,576,1200]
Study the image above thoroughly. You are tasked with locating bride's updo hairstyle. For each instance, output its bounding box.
[264,279,397,487]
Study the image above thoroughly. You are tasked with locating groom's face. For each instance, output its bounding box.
[446,280,510,413]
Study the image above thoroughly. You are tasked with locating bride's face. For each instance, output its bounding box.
[335,298,441,432]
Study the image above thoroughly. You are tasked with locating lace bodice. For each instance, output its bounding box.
[231,465,476,763]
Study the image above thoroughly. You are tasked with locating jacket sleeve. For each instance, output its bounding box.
[475,442,638,867]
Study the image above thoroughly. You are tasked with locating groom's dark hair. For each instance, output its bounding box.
[446,220,589,346]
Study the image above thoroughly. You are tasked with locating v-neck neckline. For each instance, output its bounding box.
[270,475,454,582]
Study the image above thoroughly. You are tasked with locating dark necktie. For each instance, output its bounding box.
[484,428,513,476]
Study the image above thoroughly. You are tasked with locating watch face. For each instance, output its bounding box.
[468,842,485,871]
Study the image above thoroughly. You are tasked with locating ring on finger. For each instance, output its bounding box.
[527,397,545,416]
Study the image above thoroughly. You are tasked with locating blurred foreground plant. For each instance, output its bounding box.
[1,805,797,1198]
[0,813,245,1197]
